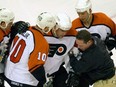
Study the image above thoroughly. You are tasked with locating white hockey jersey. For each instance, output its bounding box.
[44,28,77,75]
[5,27,49,86]
[72,12,116,41]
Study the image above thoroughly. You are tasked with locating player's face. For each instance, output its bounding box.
[77,11,90,23]
[56,28,68,38]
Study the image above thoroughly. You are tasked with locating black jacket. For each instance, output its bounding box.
[70,37,115,84]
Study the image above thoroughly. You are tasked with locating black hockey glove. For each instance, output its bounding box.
[66,71,79,87]
[11,21,30,34]
[105,36,116,51]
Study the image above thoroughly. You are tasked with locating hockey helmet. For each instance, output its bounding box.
[55,13,72,31]
[0,8,15,29]
[75,0,92,13]
[36,12,56,34]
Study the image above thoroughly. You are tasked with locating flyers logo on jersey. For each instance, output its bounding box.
[48,44,67,57]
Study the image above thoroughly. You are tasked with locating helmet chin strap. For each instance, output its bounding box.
[0,26,6,30]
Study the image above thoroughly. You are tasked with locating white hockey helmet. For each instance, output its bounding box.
[55,13,72,31]
[0,8,15,29]
[75,0,92,13]
[36,12,56,33]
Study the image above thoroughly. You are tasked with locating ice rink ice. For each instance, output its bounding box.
[0,0,116,87]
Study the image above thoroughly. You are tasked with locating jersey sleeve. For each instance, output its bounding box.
[28,28,49,82]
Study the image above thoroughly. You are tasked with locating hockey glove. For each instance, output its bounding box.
[43,76,53,87]
[105,36,116,51]
[11,21,30,34]
[66,71,79,87]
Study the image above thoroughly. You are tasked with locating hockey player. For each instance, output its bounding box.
[0,8,15,87]
[72,0,116,51]
[44,12,77,87]
[5,12,56,87]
